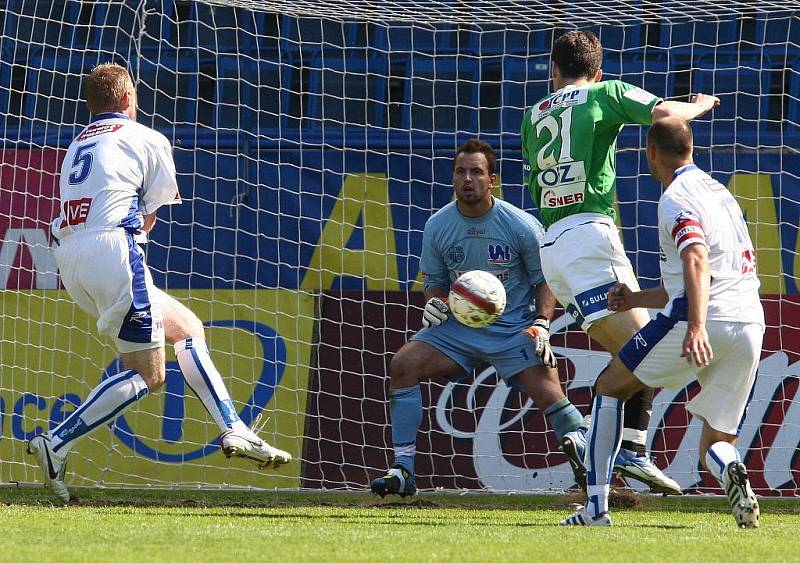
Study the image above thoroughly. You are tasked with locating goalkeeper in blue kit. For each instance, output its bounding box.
[371,139,584,496]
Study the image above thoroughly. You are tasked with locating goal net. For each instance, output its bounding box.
[1,0,799,495]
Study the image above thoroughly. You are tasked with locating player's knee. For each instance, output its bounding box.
[595,369,614,395]
[389,348,420,387]
[121,348,166,391]
[139,365,166,391]
[171,312,205,342]
[595,372,626,398]
[595,359,639,400]
[518,366,563,407]
[186,314,205,339]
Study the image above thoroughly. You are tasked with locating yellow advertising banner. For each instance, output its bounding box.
[0,289,315,490]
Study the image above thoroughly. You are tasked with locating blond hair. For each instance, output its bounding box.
[84,62,134,115]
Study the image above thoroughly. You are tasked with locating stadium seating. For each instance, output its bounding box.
[215,55,283,131]
[135,55,202,130]
[0,0,795,149]
[305,55,389,130]
[689,53,768,145]
[403,55,480,132]
[500,55,551,132]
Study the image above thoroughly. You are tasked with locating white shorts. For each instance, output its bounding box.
[55,229,166,353]
[619,316,764,435]
[539,213,639,331]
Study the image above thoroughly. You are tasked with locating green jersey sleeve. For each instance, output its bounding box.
[598,80,662,126]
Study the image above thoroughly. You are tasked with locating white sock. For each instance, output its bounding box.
[705,441,741,483]
[50,370,149,455]
[175,337,249,434]
[585,395,624,518]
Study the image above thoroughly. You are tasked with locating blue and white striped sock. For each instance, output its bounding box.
[705,441,741,483]
[50,370,149,455]
[175,337,249,434]
[585,395,624,518]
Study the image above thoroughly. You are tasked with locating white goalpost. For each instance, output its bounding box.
[0,0,798,495]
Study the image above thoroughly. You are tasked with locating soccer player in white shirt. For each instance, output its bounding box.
[561,117,763,528]
[27,63,291,502]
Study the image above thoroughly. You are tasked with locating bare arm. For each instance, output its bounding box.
[651,94,720,122]
[534,281,558,321]
[519,281,559,368]
[680,243,713,366]
[424,284,448,301]
[142,212,157,233]
[607,284,669,311]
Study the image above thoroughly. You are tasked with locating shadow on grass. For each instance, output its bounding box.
[156,512,559,526]
[625,523,693,530]
[2,488,798,515]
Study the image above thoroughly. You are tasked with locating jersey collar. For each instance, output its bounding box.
[672,163,697,182]
[455,195,496,220]
[91,112,130,122]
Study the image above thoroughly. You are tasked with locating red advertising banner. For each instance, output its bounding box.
[0,149,64,289]
[304,291,800,496]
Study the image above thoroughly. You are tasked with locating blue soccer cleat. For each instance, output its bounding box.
[560,430,682,495]
[613,448,682,495]
[370,466,417,498]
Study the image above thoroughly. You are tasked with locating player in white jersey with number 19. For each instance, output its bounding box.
[28,63,291,503]
[561,118,764,528]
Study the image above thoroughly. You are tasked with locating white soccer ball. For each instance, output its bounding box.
[448,270,507,328]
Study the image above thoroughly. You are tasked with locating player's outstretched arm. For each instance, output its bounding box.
[607,283,668,311]
[533,281,557,321]
[522,282,558,368]
[652,94,720,122]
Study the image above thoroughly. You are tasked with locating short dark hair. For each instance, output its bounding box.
[454,139,497,175]
[647,118,693,158]
[551,30,602,80]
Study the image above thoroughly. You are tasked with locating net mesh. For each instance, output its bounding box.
[1,0,799,494]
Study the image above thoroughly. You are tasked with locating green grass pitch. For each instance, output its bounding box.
[2,488,799,562]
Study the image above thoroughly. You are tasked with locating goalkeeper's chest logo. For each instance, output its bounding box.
[447,246,465,264]
[487,244,511,265]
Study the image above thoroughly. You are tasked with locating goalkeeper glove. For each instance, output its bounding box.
[524,317,557,368]
[422,297,449,328]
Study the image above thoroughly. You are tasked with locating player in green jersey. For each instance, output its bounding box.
[520,30,719,495]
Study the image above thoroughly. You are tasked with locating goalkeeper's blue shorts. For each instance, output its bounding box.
[411,320,542,387]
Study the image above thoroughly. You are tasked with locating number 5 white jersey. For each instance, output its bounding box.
[658,164,764,325]
[52,112,180,240]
